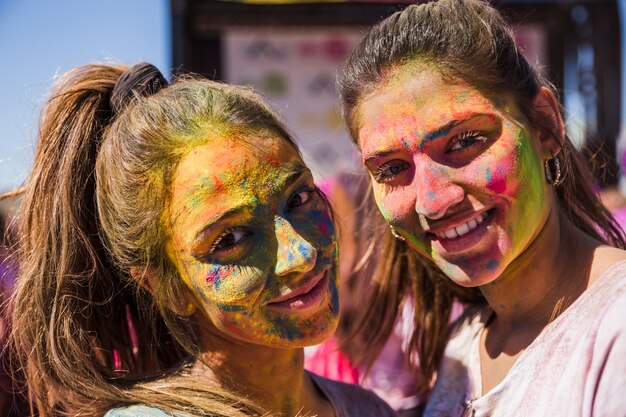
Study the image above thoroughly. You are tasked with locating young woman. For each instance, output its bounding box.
[7,63,396,417]
[337,0,626,415]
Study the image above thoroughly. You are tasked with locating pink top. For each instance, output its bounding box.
[305,299,466,411]
[425,261,626,417]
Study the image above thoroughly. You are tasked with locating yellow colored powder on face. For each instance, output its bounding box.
[166,134,339,348]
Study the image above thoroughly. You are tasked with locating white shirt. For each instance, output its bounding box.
[425,261,626,417]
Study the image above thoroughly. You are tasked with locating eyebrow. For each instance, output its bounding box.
[191,165,307,242]
[363,113,497,162]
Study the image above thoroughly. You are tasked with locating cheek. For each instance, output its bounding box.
[298,205,337,255]
[315,210,337,251]
[475,131,530,198]
[484,152,517,195]
[372,184,415,224]
[194,263,266,308]
[496,132,546,203]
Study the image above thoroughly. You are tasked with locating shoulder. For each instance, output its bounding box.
[583,259,626,324]
[105,405,173,417]
[591,249,626,286]
[594,285,626,344]
[308,372,398,417]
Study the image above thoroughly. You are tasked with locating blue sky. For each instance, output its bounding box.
[0,1,170,190]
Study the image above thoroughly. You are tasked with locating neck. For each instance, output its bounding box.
[479,203,599,330]
[191,327,322,416]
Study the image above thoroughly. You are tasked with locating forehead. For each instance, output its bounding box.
[169,135,302,223]
[356,65,506,149]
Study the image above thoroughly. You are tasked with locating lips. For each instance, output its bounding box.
[266,271,329,311]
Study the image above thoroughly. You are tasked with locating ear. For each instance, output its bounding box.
[130,266,198,317]
[533,86,565,158]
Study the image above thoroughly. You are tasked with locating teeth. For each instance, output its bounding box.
[455,223,470,236]
[436,211,489,240]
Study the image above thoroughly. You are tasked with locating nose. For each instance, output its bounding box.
[274,216,317,276]
[414,164,465,220]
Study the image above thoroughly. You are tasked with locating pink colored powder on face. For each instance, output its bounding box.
[167,137,340,349]
[205,267,231,286]
[486,169,507,194]
[356,65,549,287]
[317,221,331,235]
[205,271,218,285]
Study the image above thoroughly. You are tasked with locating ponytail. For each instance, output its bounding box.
[9,65,262,416]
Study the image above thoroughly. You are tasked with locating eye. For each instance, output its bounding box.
[208,228,250,254]
[447,131,488,153]
[373,160,411,183]
[287,189,313,210]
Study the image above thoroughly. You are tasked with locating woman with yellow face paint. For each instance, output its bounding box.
[338,0,626,415]
[6,63,397,417]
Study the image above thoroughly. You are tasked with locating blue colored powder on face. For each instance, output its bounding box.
[267,316,303,341]
[486,260,499,270]
[418,129,450,150]
[297,242,312,257]
[486,169,492,182]
[427,191,436,201]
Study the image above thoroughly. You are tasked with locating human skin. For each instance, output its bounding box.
[354,63,626,393]
[164,134,339,415]
[356,64,551,287]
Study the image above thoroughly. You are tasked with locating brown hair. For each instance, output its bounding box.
[8,63,298,416]
[337,0,625,392]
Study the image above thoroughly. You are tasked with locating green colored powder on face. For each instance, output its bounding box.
[187,194,204,212]
[166,136,339,349]
[509,128,546,247]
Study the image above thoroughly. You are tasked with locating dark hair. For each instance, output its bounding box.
[8,63,298,416]
[337,0,625,392]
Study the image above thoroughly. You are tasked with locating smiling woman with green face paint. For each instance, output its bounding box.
[7,63,396,417]
[338,0,626,415]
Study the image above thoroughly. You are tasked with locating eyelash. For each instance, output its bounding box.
[208,227,250,255]
[373,161,411,183]
[447,130,488,153]
[287,187,318,210]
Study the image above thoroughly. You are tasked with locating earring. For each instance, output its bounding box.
[544,151,562,187]
[389,225,406,241]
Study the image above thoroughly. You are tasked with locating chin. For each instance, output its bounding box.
[436,259,504,288]
[264,316,339,349]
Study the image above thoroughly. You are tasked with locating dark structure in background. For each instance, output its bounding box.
[171,0,621,185]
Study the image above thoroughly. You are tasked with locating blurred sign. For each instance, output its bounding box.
[514,25,548,77]
[218,0,414,3]
[223,27,364,180]
[222,24,548,180]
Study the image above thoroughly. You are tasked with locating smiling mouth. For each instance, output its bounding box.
[434,210,490,239]
[427,208,496,255]
[266,271,329,311]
